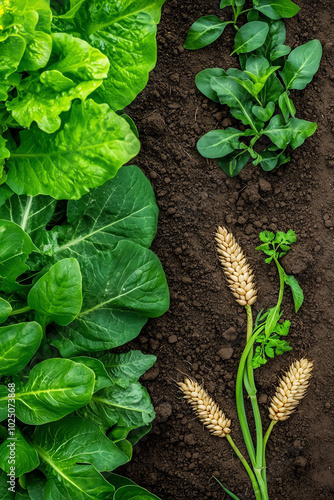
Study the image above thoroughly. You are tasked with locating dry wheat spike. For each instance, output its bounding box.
[178,377,231,437]
[215,226,257,306]
[269,358,313,422]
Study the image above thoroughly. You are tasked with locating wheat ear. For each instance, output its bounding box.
[215,226,257,306]
[178,378,231,437]
[269,359,313,422]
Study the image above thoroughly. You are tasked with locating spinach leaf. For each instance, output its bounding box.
[98,351,157,389]
[114,485,161,500]
[280,39,322,90]
[0,322,43,376]
[184,16,229,50]
[30,417,128,499]
[0,220,37,292]
[52,240,169,356]
[254,0,300,20]
[0,297,12,323]
[7,100,140,199]
[0,427,39,477]
[0,359,95,424]
[28,258,82,327]
[233,21,269,55]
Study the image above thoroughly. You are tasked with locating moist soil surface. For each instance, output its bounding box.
[120,1,334,498]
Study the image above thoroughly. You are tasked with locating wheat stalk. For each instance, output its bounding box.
[269,358,313,422]
[178,378,231,437]
[215,226,257,306]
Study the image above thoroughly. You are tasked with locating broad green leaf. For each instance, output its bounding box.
[127,424,152,445]
[279,91,296,121]
[218,151,250,177]
[256,19,287,60]
[233,21,269,55]
[259,73,284,104]
[210,76,259,131]
[114,485,161,500]
[184,16,228,50]
[18,31,52,72]
[0,297,11,323]
[0,359,95,425]
[52,240,169,356]
[25,474,48,500]
[265,306,280,337]
[197,128,244,158]
[284,274,304,312]
[195,68,226,102]
[47,165,158,260]
[28,258,82,327]
[71,356,112,392]
[6,78,102,134]
[0,35,26,79]
[7,99,140,199]
[49,33,110,80]
[0,428,39,477]
[252,102,275,121]
[270,44,291,60]
[0,469,14,499]
[70,0,166,110]
[259,148,289,171]
[0,220,37,292]
[280,40,322,90]
[0,193,56,241]
[40,70,76,92]
[0,136,10,168]
[220,0,234,8]
[31,417,128,499]
[79,382,155,430]
[57,0,87,19]
[98,351,156,389]
[245,55,269,79]
[0,322,43,376]
[254,0,300,20]
[262,115,317,149]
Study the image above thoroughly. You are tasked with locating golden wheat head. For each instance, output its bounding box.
[178,378,231,437]
[269,358,313,422]
[215,226,257,306]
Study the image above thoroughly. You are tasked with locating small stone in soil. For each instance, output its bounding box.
[218,347,234,360]
[184,433,196,445]
[141,365,160,381]
[155,402,173,423]
[223,326,238,341]
[168,334,178,343]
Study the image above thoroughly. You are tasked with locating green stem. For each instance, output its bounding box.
[254,95,263,107]
[274,259,285,310]
[245,306,266,495]
[9,306,31,316]
[226,434,262,500]
[262,420,277,483]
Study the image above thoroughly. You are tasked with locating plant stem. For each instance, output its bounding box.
[226,434,262,500]
[274,259,285,310]
[262,420,277,483]
[9,306,31,316]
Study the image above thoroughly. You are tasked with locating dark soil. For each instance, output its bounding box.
[120,1,334,498]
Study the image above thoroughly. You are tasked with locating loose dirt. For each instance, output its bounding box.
[120,1,334,498]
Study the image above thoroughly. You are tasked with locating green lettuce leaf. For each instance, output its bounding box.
[7,99,140,199]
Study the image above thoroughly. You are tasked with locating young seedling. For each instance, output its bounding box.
[178,227,310,499]
[185,1,322,176]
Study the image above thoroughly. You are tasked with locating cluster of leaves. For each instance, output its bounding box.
[185,0,322,177]
[252,230,304,368]
[0,0,164,198]
[0,1,168,499]
[0,165,169,499]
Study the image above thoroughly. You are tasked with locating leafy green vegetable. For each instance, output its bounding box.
[187,4,321,176]
[98,351,157,389]
[0,358,95,424]
[0,322,42,376]
[30,417,128,499]
[0,427,40,477]
[280,39,322,90]
[0,220,37,292]
[7,100,140,199]
[27,258,82,327]
[52,240,169,356]
[184,16,229,50]
[0,297,12,323]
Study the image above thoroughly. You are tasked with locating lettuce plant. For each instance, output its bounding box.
[0,0,164,198]
[185,2,322,176]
